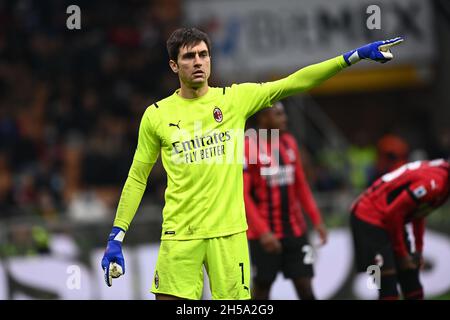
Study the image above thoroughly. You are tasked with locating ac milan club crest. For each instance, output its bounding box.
[213,107,223,123]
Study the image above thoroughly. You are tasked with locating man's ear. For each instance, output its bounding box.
[169,60,178,73]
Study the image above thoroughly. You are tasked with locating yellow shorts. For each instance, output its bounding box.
[151,231,251,300]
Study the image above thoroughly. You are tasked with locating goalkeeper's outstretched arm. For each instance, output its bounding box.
[262,36,404,104]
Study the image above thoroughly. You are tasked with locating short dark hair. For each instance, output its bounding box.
[166,27,212,61]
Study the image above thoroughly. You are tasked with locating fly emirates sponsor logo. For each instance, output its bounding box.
[171,130,231,164]
[168,122,281,166]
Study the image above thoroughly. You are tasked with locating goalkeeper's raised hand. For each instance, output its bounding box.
[343,36,404,65]
[101,226,126,287]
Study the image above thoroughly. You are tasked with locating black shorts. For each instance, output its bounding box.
[350,213,411,272]
[249,235,314,285]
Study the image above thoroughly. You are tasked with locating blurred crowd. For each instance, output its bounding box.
[0,0,180,223]
[1,0,449,226]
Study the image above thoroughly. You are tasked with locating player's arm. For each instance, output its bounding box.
[243,138,269,236]
[412,217,425,268]
[244,170,282,252]
[243,172,270,237]
[101,107,160,287]
[410,173,450,268]
[236,37,404,118]
[293,148,327,245]
[269,37,404,99]
[413,217,425,253]
[243,139,281,253]
[384,185,424,259]
[113,159,153,231]
[389,177,445,264]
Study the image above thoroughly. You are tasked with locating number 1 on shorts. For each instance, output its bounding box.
[239,262,244,284]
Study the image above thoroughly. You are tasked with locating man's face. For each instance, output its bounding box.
[169,41,211,89]
[262,103,288,131]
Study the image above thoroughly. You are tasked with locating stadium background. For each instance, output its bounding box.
[0,0,449,299]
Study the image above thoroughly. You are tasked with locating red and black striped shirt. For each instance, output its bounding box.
[244,132,322,240]
[352,159,450,257]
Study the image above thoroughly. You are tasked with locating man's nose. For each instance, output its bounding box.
[194,53,202,66]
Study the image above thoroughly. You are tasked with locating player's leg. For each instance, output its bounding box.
[396,267,423,299]
[292,277,315,300]
[379,267,399,300]
[248,239,281,300]
[252,281,271,300]
[282,236,316,300]
[371,239,398,300]
[396,229,424,300]
[350,213,399,300]
[151,239,206,300]
[205,232,252,300]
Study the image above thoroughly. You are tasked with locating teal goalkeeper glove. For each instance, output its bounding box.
[343,36,404,65]
[101,227,126,287]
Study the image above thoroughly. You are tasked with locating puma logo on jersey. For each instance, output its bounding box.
[169,120,181,129]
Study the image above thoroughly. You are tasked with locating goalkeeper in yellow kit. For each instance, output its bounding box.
[101,27,403,300]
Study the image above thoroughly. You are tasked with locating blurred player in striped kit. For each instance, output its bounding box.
[351,159,450,299]
[244,102,327,300]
